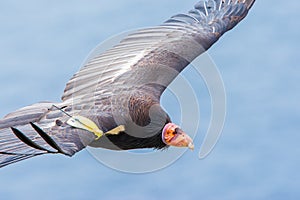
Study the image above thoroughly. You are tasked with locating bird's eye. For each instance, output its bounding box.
[174,128,179,134]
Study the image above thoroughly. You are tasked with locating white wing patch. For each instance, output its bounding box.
[62,26,181,102]
[62,0,253,106]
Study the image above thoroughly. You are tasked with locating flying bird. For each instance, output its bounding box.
[0,0,255,168]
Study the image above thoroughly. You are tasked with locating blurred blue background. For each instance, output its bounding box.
[0,0,299,199]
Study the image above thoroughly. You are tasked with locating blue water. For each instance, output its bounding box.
[0,1,299,199]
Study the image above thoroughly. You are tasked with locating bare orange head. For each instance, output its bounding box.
[162,123,194,150]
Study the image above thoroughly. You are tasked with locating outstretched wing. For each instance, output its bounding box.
[0,0,256,168]
[62,0,255,107]
[0,103,96,168]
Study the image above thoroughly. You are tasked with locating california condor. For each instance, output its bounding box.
[0,0,255,168]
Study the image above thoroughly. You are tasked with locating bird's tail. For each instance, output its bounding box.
[0,102,92,168]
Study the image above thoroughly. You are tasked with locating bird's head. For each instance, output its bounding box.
[162,123,194,150]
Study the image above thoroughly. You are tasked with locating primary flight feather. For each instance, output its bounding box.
[0,0,255,168]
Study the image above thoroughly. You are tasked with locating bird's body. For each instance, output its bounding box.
[0,0,255,168]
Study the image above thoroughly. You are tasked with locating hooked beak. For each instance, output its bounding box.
[170,128,194,150]
[162,123,194,150]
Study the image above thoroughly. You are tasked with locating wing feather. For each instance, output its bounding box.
[0,0,255,168]
[62,0,255,105]
[0,103,97,167]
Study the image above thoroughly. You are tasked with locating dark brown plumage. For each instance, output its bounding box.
[0,0,255,168]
